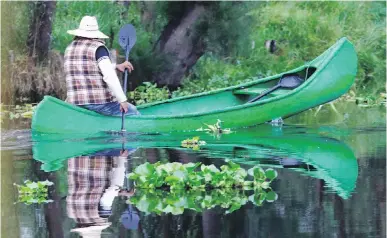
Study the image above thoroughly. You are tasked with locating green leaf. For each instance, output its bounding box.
[227,161,240,170]
[265,191,278,202]
[165,176,180,183]
[226,203,242,214]
[249,166,265,180]
[128,161,278,214]
[127,172,138,179]
[172,170,187,180]
[134,162,154,176]
[26,182,38,189]
[261,181,270,189]
[184,162,201,173]
[265,169,278,181]
[206,164,220,173]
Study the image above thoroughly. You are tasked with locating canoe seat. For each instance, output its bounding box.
[232,88,290,96]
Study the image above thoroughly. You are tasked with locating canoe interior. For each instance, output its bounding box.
[138,67,317,116]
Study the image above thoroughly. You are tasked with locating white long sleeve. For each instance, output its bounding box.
[98,58,127,103]
[99,156,127,210]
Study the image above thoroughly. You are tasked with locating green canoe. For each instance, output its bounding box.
[32,37,357,134]
[32,126,358,199]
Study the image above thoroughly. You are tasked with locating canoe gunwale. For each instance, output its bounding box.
[39,38,350,120]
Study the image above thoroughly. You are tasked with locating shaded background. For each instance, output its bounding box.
[1,1,386,105]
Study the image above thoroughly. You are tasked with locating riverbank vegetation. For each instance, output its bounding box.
[1,1,385,105]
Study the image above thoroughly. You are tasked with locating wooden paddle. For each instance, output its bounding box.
[118,24,137,132]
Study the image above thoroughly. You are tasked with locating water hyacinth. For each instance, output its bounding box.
[128,161,278,214]
[128,186,277,215]
[128,161,277,191]
[181,136,206,150]
[196,119,232,135]
[14,180,54,205]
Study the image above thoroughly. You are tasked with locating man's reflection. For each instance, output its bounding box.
[67,149,136,236]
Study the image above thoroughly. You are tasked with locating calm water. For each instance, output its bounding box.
[1,103,386,238]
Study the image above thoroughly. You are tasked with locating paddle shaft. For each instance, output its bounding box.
[248,85,280,103]
[121,44,130,131]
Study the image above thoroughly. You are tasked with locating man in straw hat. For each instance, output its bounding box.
[64,16,139,116]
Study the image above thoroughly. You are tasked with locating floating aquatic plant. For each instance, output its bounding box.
[197,119,232,134]
[14,180,54,205]
[127,161,278,214]
[181,136,206,150]
[128,187,277,215]
[1,104,36,122]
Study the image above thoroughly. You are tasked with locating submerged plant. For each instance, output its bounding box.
[14,180,54,205]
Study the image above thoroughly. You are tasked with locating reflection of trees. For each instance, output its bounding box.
[202,210,221,238]
[33,160,64,238]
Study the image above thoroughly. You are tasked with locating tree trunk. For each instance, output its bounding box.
[152,2,207,88]
[111,0,130,49]
[202,210,221,238]
[26,1,57,65]
[33,162,64,238]
[140,1,156,32]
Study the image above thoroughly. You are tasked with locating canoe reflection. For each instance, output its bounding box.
[32,126,358,200]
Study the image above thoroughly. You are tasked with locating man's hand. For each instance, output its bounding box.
[118,189,136,197]
[120,101,130,113]
[116,61,134,73]
[120,149,130,157]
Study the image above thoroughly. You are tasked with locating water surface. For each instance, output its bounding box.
[1,102,385,238]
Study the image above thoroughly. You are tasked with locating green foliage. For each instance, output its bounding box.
[181,136,206,150]
[1,104,36,122]
[355,93,387,107]
[128,187,276,215]
[5,1,385,105]
[198,2,262,57]
[196,119,232,135]
[128,82,170,105]
[172,56,260,98]
[53,2,126,52]
[176,2,385,98]
[127,161,276,191]
[14,180,54,205]
[127,161,278,214]
[248,167,278,189]
[1,1,30,54]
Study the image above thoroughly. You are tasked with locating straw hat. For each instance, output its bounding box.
[67,16,109,39]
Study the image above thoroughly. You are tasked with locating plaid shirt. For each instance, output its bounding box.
[66,156,113,226]
[64,39,115,105]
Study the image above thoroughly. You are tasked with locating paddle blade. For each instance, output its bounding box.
[279,74,303,88]
[121,205,140,230]
[119,24,137,52]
